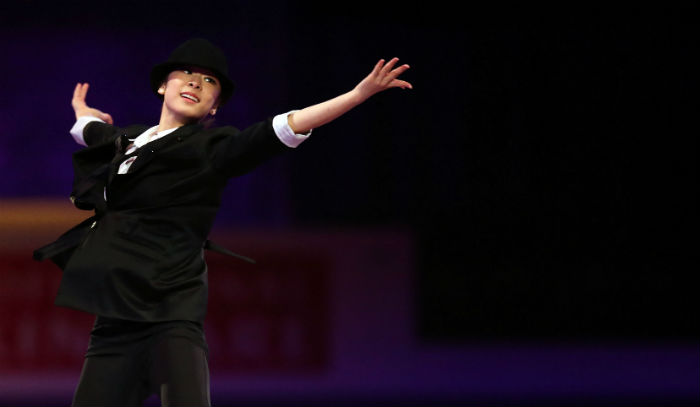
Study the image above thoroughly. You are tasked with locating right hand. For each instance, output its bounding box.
[72,83,114,124]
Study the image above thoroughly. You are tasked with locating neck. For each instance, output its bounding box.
[158,104,196,133]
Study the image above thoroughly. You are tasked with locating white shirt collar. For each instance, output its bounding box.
[132,125,179,149]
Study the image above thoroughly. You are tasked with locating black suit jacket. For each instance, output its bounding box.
[34,118,292,322]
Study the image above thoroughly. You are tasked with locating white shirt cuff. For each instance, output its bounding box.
[272,110,312,148]
[70,116,105,146]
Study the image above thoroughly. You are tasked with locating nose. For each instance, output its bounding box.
[187,76,201,89]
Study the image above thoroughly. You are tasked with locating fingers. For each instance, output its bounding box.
[373,58,403,78]
[358,57,412,98]
[371,59,384,76]
[74,82,89,99]
[72,83,81,103]
[80,83,89,100]
[71,83,114,123]
[375,58,410,85]
[391,79,413,90]
[379,57,400,76]
[72,83,90,108]
[388,64,410,81]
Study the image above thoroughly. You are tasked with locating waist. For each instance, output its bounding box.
[86,316,207,356]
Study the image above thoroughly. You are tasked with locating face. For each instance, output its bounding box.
[158,66,222,124]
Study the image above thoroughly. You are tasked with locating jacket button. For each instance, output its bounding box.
[177,136,183,142]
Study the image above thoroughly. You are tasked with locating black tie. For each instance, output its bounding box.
[111,134,139,173]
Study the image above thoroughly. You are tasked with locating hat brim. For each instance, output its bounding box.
[150,62,235,105]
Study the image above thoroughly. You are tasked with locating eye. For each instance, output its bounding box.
[204,77,217,85]
[182,69,192,74]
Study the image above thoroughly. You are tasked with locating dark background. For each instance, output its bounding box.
[1,0,695,346]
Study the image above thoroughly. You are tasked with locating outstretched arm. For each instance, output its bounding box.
[287,58,412,134]
[72,83,114,124]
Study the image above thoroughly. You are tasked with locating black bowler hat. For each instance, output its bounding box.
[150,38,235,105]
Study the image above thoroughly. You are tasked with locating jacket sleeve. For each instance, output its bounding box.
[209,118,293,178]
[83,121,125,146]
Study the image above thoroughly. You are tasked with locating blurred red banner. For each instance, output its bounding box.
[0,249,329,373]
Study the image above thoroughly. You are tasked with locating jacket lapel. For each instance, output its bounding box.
[71,125,148,212]
[120,123,202,176]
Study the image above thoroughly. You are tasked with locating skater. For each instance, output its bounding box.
[34,38,412,406]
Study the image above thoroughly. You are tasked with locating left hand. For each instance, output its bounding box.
[286,58,413,133]
[354,58,412,101]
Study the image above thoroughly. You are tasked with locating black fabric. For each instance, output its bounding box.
[35,118,292,322]
[33,216,96,269]
[85,316,208,356]
[69,122,145,213]
[72,317,210,407]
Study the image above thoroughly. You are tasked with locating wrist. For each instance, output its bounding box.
[349,87,369,105]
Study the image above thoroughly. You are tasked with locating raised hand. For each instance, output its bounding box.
[286,58,414,133]
[72,83,114,124]
[354,57,412,101]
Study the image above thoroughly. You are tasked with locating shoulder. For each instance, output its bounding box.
[84,122,150,145]
[125,124,150,136]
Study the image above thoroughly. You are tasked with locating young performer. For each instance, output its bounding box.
[34,38,411,406]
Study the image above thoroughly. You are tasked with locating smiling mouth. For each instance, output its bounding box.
[180,93,200,103]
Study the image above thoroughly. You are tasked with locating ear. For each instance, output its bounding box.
[210,108,217,116]
[157,86,166,95]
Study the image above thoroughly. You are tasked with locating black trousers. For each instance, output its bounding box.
[72,317,210,407]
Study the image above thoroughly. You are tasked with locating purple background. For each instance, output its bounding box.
[1,2,697,405]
